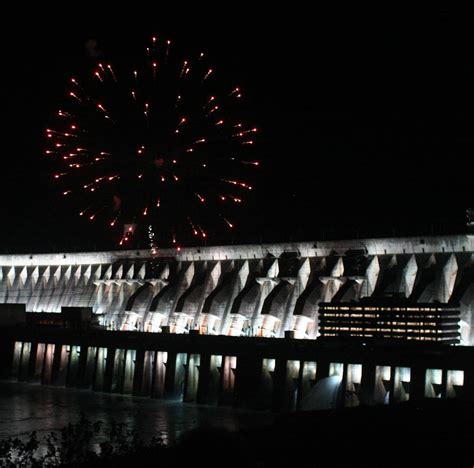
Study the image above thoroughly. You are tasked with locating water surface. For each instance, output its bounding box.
[0,381,274,446]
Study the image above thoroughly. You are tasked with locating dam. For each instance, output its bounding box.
[0,234,473,409]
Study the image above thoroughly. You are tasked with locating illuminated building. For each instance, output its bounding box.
[318,298,460,344]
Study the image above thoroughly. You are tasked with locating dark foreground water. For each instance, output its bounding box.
[0,381,274,446]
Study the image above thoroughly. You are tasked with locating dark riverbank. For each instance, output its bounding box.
[3,393,471,467]
[68,399,474,467]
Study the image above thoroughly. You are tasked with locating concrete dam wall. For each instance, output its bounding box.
[1,328,472,410]
[0,234,473,344]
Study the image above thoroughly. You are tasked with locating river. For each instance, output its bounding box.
[0,381,274,446]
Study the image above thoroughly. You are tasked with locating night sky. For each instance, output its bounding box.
[2,10,473,253]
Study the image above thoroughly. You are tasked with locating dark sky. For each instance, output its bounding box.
[2,9,473,253]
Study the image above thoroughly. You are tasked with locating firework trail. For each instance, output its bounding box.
[45,35,259,250]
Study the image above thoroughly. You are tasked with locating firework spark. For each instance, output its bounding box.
[46,35,259,248]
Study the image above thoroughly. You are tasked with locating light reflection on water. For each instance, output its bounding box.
[0,381,274,446]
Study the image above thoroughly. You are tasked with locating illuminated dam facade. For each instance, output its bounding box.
[1,234,473,409]
[0,234,473,344]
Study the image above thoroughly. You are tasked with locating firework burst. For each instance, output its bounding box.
[45,35,259,249]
